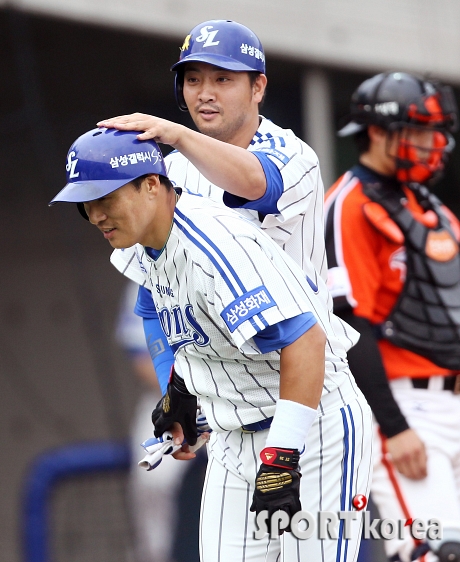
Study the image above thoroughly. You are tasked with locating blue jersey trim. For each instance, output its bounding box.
[174,208,246,297]
[174,208,262,333]
[250,131,286,149]
[253,312,317,353]
[336,406,356,562]
[306,276,319,293]
[134,286,157,318]
[145,246,161,260]
[223,151,283,215]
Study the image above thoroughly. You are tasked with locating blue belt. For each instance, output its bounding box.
[241,417,273,433]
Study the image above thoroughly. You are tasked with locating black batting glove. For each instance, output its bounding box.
[250,447,301,535]
[151,368,198,446]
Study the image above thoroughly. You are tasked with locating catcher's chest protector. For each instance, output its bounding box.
[362,180,460,370]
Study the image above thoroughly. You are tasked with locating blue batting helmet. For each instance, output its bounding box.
[171,20,266,111]
[50,127,167,207]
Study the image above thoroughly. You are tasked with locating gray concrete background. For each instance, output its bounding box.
[2,0,460,84]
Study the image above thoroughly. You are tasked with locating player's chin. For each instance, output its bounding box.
[104,230,137,249]
[107,236,131,250]
[107,238,123,249]
[195,115,221,133]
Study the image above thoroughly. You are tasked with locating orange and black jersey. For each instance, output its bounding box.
[325,164,460,437]
[325,164,459,381]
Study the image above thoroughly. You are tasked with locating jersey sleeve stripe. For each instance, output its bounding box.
[174,211,266,336]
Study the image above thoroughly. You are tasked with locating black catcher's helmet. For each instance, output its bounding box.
[338,72,457,137]
[339,72,458,183]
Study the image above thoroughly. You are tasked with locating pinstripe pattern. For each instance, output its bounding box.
[110,116,328,291]
[106,120,373,560]
[123,193,358,431]
[200,381,372,562]
[337,406,355,562]
[319,415,326,562]
[111,192,360,431]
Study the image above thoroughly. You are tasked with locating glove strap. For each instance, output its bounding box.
[260,447,299,469]
[169,367,190,395]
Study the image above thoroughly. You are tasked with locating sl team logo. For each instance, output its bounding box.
[181,25,220,52]
[66,151,79,179]
[254,495,443,540]
[195,26,220,47]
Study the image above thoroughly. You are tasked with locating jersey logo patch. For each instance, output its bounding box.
[425,229,458,262]
[221,286,276,333]
[158,304,210,352]
[258,148,290,165]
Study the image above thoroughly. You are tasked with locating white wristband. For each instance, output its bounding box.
[265,399,318,451]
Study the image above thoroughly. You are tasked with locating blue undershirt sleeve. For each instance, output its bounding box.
[223,151,283,215]
[253,312,317,354]
[135,285,174,394]
[134,285,157,318]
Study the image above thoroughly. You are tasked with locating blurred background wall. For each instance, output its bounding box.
[0,2,459,561]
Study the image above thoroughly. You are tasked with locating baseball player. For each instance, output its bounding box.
[97,19,330,394]
[324,72,460,562]
[50,127,373,562]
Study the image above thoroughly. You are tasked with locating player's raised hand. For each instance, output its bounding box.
[385,428,427,480]
[97,113,185,146]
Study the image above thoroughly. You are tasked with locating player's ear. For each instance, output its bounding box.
[253,73,267,104]
[144,174,161,197]
[367,125,387,144]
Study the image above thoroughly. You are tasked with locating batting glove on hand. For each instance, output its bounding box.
[250,447,301,536]
[151,368,198,446]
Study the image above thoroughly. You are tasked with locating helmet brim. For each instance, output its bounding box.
[49,178,131,206]
[171,53,260,73]
[337,121,366,137]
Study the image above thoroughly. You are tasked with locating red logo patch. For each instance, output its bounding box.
[352,495,367,510]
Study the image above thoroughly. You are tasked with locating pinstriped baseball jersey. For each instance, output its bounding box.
[165,116,327,280]
[111,192,358,432]
[110,116,332,309]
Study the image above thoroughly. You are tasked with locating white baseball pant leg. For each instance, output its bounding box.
[371,378,460,562]
[200,378,373,562]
